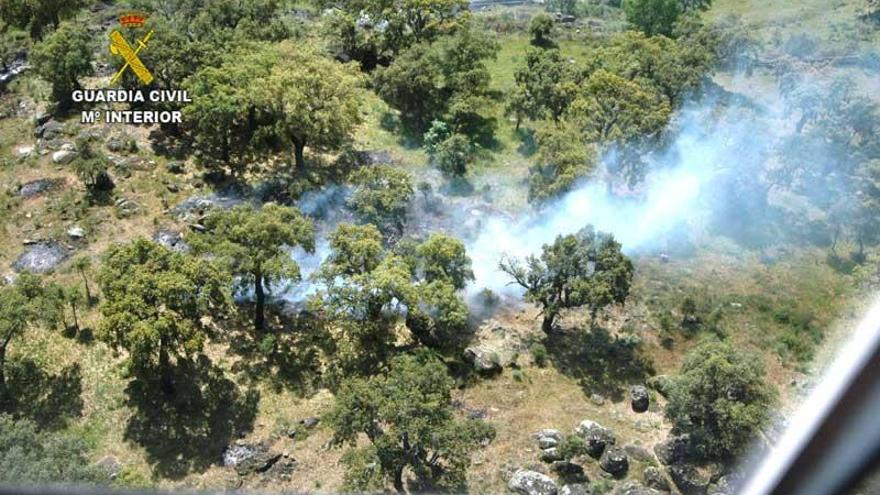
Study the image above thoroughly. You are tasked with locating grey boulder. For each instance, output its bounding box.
[599,447,629,478]
[631,385,649,413]
[509,469,558,495]
[575,420,616,457]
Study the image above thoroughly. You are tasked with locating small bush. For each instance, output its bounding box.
[530,342,548,367]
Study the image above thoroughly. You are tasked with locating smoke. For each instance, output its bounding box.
[464,94,782,295]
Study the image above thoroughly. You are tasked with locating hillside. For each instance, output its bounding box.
[1,1,879,494]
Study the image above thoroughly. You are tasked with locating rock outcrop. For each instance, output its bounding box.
[509,469,558,495]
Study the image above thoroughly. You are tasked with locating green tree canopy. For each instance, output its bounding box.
[319,0,470,69]
[191,203,315,331]
[528,122,598,204]
[0,274,63,403]
[507,48,582,127]
[348,165,415,237]
[584,30,713,106]
[529,13,555,47]
[97,239,232,392]
[373,25,498,135]
[185,42,364,175]
[0,414,106,484]
[264,42,365,171]
[665,340,776,462]
[326,350,494,492]
[413,233,474,290]
[622,0,682,37]
[0,0,85,39]
[30,20,91,110]
[564,69,671,184]
[183,44,278,177]
[314,227,475,375]
[500,226,634,332]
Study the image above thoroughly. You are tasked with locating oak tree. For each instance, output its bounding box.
[327,350,494,492]
[97,239,232,393]
[192,203,315,331]
[500,226,633,332]
[665,340,776,462]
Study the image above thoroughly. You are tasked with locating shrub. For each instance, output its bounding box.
[530,342,548,367]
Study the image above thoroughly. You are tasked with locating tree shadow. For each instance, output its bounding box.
[224,305,327,397]
[123,355,259,479]
[516,127,538,157]
[544,326,654,401]
[148,126,191,160]
[2,359,84,429]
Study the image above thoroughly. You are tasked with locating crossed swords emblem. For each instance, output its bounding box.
[109,29,154,85]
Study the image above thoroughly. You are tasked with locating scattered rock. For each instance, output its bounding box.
[464,344,503,373]
[540,448,564,462]
[112,156,151,176]
[222,443,282,476]
[96,455,122,480]
[19,178,62,198]
[52,149,78,164]
[166,161,185,174]
[223,443,260,467]
[467,408,488,420]
[668,464,710,495]
[644,466,670,492]
[551,461,586,483]
[508,469,558,495]
[574,420,616,457]
[707,473,743,495]
[15,145,34,158]
[66,225,85,239]
[599,447,629,478]
[36,120,64,140]
[623,444,652,462]
[301,416,319,429]
[12,241,69,273]
[560,483,590,495]
[153,230,189,252]
[589,393,605,406]
[172,193,245,221]
[614,481,662,495]
[115,197,139,217]
[533,429,564,450]
[631,385,649,413]
[654,435,692,466]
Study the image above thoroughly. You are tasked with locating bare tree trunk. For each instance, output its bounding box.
[159,340,173,395]
[70,301,79,332]
[79,269,93,306]
[254,266,265,331]
[393,466,405,493]
[293,137,306,171]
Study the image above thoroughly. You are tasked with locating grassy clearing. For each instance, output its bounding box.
[708,0,880,50]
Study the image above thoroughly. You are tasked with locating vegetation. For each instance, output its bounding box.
[665,341,776,462]
[0,0,877,492]
[191,203,315,331]
[348,165,415,236]
[0,414,105,484]
[97,239,232,393]
[29,20,91,110]
[327,350,494,492]
[0,0,86,39]
[0,274,63,404]
[185,42,364,174]
[500,226,634,332]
